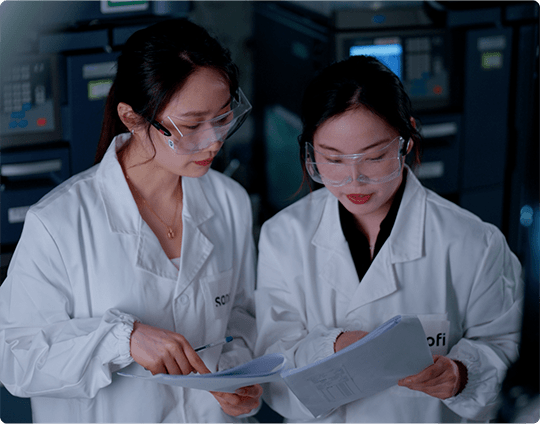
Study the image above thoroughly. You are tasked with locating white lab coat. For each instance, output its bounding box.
[255,170,523,423]
[0,134,257,423]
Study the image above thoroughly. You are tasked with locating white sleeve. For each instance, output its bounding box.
[255,222,343,421]
[0,211,137,399]
[443,229,524,421]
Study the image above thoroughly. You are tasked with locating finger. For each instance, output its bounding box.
[212,391,242,406]
[399,356,447,385]
[399,367,442,386]
[181,343,211,375]
[149,362,168,376]
[163,355,183,375]
[177,356,197,375]
[169,335,210,375]
[236,385,263,398]
[401,371,451,391]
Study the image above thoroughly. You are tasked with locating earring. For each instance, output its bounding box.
[130,129,135,134]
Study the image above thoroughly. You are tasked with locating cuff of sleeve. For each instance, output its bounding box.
[103,309,140,369]
[306,328,344,364]
[443,342,504,421]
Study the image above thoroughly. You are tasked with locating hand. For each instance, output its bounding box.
[334,330,369,352]
[210,384,263,417]
[130,322,210,375]
[398,355,467,399]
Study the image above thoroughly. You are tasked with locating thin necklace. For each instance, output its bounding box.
[126,174,181,239]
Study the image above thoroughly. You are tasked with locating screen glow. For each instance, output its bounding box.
[350,44,403,79]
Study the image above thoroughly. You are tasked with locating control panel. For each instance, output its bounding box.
[0,54,62,148]
[338,29,454,112]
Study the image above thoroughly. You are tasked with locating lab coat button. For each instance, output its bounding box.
[179,294,189,304]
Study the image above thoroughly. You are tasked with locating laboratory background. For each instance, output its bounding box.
[0,1,538,422]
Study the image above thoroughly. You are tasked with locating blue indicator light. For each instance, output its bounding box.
[22,103,32,111]
[520,205,534,227]
[18,120,28,128]
[9,120,18,129]
[372,14,386,24]
[11,111,25,119]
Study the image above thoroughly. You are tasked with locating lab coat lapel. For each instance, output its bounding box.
[345,169,427,314]
[177,176,214,290]
[97,135,179,280]
[312,193,361,298]
[97,134,214,282]
[386,169,426,263]
[98,135,140,237]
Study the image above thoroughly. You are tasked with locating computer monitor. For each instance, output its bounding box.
[349,43,403,79]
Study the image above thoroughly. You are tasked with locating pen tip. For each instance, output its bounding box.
[226,336,233,342]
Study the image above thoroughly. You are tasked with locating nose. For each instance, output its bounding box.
[350,162,365,182]
[195,125,223,152]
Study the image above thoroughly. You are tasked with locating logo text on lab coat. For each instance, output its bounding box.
[215,293,230,307]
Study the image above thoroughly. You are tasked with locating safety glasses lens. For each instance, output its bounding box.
[161,89,251,154]
[305,137,405,186]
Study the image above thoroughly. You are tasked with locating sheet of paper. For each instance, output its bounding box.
[118,353,286,393]
[281,315,434,418]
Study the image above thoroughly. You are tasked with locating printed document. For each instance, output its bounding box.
[281,315,433,417]
[118,315,433,416]
[118,352,286,393]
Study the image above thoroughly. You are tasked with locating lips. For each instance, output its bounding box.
[194,158,213,166]
[346,194,372,205]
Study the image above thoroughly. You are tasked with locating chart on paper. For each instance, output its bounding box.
[308,365,361,402]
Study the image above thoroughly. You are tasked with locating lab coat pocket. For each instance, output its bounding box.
[200,268,234,321]
[417,313,450,356]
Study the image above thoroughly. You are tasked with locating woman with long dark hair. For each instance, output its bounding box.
[0,19,261,422]
[255,56,523,422]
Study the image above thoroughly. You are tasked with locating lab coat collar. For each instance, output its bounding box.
[387,167,426,264]
[97,134,140,236]
[96,134,215,282]
[312,166,426,264]
[311,167,426,305]
[181,176,214,227]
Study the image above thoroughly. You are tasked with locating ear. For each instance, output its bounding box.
[117,102,141,131]
[407,117,416,154]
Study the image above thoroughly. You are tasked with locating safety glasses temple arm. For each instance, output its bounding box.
[149,120,172,137]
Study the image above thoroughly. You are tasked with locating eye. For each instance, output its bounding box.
[218,116,232,125]
[185,124,200,130]
[328,158,343,164]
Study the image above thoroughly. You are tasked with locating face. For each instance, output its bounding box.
[142,67,231,178]
[312,107,407,221]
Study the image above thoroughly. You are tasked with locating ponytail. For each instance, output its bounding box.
[94,83,128,164]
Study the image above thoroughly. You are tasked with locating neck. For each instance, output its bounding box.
[119,136,181,204]
[350,179,403,246]
[352,209,388,248]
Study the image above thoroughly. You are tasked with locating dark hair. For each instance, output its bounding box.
[94,18,239,164]
[298,55,422,182]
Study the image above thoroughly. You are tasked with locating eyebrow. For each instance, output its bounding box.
[176,97,232,119]
[317,137,393,154]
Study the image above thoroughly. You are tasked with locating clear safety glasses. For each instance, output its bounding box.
[151,88,252,155]
[305,136,409,187]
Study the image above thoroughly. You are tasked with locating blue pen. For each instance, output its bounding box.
[194,336,233,352]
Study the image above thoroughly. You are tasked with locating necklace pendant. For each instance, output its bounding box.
[167,228,175,239]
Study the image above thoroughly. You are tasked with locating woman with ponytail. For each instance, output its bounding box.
[0,19,260,422]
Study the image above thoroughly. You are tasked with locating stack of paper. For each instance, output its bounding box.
[118,352,286,393]
[118,315,433,417]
